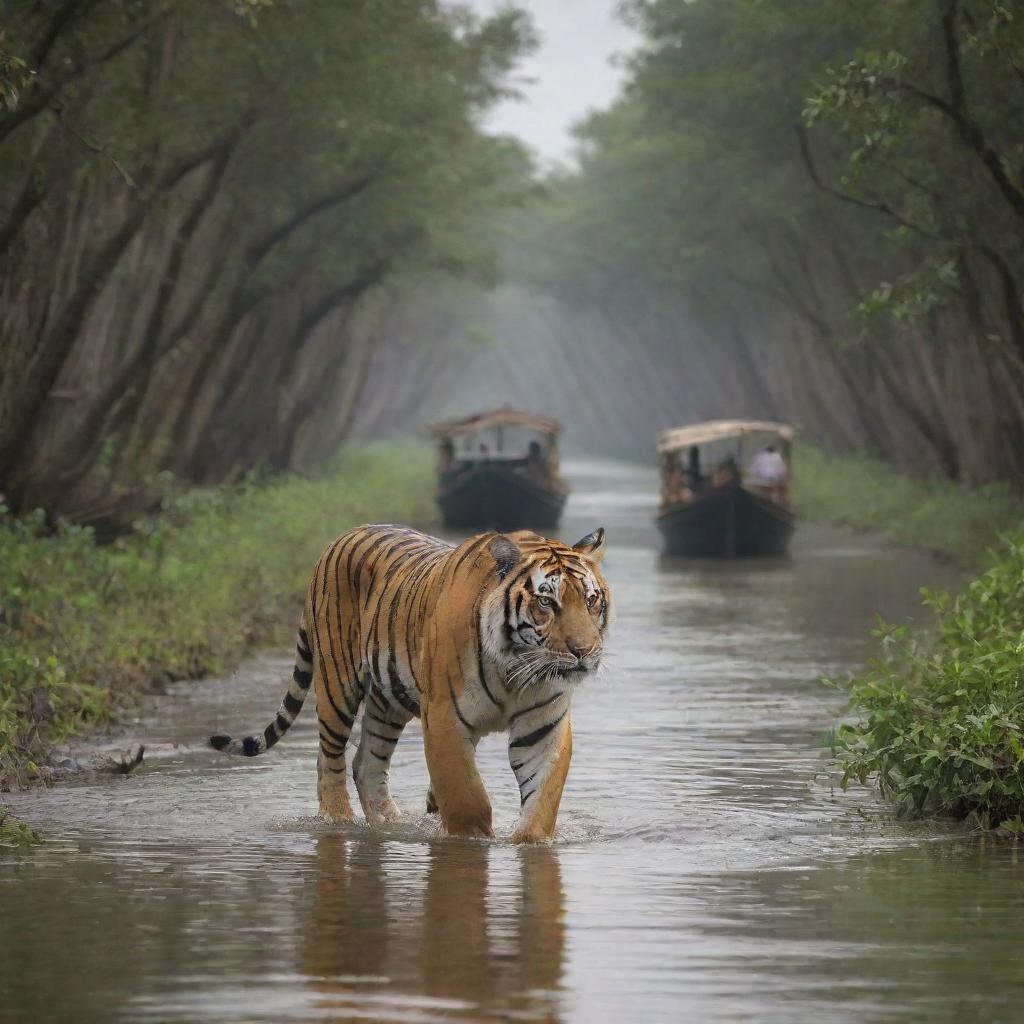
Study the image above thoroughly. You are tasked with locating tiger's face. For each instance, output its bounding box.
[485,528,611,690]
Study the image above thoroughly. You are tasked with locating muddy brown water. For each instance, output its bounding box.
[3,459,1022,1024]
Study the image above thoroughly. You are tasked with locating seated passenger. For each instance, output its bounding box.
[526,439,548,477]
[711,455,740,488]
[748,445,789,502]
[661,454,690,506]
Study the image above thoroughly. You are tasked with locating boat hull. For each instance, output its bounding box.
[438,462,568,531]
[656,483,795,558]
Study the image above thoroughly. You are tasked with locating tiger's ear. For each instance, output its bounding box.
[489,535,522,580]
[572,527,606,564]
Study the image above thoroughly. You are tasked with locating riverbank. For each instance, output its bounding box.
[0,441,435,793]
[794,446,1021,566]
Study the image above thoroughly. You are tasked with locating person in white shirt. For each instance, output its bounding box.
[748,445,788,486]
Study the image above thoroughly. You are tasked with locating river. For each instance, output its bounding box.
[3,459,1020,1023]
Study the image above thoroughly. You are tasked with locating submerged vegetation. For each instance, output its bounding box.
[0,442,433,790]
[0,806,41,849]
[829,533,1024,831]
[794,446,1021,565]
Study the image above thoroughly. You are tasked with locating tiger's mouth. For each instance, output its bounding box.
[558,663,588,677]
[506,652,593,690]
[555,656,599,679]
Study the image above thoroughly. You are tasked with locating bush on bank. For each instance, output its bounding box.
[794,446,1020,565]
[828,532,1024,830]
[0,442,435,790]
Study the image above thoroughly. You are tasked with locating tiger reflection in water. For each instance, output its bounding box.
[300,835,565,1023]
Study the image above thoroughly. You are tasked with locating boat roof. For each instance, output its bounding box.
[429,408,563,439]
[657,419,795,453]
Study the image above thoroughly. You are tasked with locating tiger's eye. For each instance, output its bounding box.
[536,595,553,610]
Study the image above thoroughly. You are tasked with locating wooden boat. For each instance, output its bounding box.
[656,420,796,557]
[430,409,569,531]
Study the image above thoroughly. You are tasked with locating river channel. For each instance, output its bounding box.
[4,459,1020,1023]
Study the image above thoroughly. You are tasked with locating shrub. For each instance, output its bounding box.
[828,532,1024,829]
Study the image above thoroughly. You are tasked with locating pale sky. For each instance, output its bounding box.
[465,1,640,168]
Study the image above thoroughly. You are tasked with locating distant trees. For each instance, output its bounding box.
[506,0,1024,483]
[0,0,534,524]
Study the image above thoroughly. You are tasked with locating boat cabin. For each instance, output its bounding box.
[428,409,568,530]
[657,420,794,508]
[430,409,562,477]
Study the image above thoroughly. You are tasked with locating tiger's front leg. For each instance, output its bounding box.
[509,709,573,844]
[422,687,493,839]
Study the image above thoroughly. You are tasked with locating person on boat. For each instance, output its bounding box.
[748,444,789,503]
[685,445,705,492]
[661,453,691,506]
[525,439,553,481]
[711,455,740,488]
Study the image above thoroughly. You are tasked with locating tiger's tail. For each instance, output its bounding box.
[209,622,314,757]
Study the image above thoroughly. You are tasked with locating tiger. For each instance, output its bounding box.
[209,523,611,843]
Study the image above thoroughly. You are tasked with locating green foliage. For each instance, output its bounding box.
[0,441,435,788]
[793,445,1021,565]
[827,534,1024,829]
[511,0,1024,486]
[0,2,538,516]
[0,806,41,849]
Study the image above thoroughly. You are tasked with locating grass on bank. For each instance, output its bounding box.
[794,445,1021,565]
[0,441,435,790]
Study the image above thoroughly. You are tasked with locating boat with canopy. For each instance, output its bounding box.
[429,408,569,530]
[656,419,796,557]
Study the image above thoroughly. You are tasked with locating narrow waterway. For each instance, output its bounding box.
[4,460,1020,1024]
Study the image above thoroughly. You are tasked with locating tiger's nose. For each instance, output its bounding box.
[567,639,593,660]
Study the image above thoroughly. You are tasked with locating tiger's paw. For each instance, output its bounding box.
[318,800,355,824]
[363,799,403,825]
[510,819,554,844]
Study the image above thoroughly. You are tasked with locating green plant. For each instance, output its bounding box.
[827,532,1024,829]
[0,807,42,849]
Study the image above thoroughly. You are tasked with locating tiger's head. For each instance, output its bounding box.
[483,528,611,689]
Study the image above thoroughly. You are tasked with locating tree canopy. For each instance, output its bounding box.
[0,0,536,523]
[500,0,1024,482]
